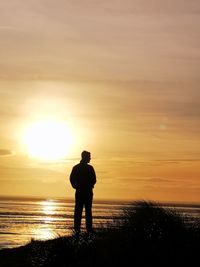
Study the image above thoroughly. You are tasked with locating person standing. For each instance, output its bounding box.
[70,151,96,234]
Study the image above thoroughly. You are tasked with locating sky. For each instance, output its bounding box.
[0,0,200,202]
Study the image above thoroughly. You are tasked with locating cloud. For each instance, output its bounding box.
[109,157,200,167]
[0,165,63,181]
[29,157,80,166]
[0,26,17,31]
[117,177,174,183]
[0,1,200,81]
[0,149,14,156]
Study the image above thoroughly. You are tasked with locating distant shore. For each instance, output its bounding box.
[1,195,200,206]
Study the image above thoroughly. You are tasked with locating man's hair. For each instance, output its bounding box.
[81,150,90,159]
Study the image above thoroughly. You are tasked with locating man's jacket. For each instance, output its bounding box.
[70,161,96,192]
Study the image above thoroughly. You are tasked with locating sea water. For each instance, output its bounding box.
[0,196,199,249]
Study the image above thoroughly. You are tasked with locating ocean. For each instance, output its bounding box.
[0,196,199,249]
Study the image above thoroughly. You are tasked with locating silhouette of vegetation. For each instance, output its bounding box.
[0,201,199,267]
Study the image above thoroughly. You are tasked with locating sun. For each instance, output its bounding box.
[23,119,74,160]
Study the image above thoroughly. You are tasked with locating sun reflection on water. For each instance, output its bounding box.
[32,226,57,240]
[41,199,57,215]
[33,200,58,240]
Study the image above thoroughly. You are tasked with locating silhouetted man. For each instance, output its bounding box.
[70,151,96,234]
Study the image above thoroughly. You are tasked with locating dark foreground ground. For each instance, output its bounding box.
[0,201,199,267]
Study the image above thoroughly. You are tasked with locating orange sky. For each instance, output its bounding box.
[0,1,200,202]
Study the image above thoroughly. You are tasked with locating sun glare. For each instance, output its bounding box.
[24,119,74,160]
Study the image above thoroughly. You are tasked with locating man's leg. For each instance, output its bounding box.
[74,192,83,233]
[85,192,93,232]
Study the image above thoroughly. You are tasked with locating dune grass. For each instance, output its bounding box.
[0,201,199,267]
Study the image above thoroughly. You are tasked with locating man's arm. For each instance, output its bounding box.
[70,166,77,189]
[91,166,96,187]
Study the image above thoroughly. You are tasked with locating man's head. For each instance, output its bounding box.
[81,150,91,163]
